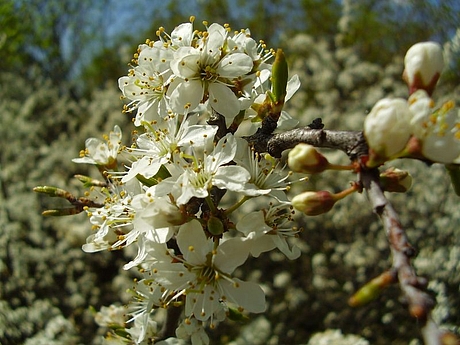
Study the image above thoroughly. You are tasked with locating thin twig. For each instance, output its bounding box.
[263,124,455,344]
[359,161,441,345]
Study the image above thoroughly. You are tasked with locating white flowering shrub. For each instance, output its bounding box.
[30,18,460,345]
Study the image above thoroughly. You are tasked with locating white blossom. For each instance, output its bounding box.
[237,205,301,259]
[121,114,217,183]
[151,134,250,205]
[72,125,122,167]
[168,23,254,120]
[118,42,173,126]
[151,220,266,323]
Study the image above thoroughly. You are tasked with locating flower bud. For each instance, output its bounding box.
[291,190,336,216]
[379,168,412,193]
[403,41,444,96]
[288,143,329,174]
[364,98,412,166]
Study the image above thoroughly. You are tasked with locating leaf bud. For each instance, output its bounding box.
[33,186,68,198]
[348,271,395,307]
[271,48,288,104]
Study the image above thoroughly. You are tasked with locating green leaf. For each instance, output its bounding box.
[446,164,460,196]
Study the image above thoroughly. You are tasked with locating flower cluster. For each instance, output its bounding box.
[364,41,460,167]
[34,18,460,345]
[118,18,275,127]
[70,19,302,344]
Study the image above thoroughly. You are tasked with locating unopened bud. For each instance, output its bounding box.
[349,271,395,307]
[207,216,224,235]
[380,168,412,193]
[291,190,336,216]
[364,98,412,167]
[403,41,444,96]
[288,144,329,174]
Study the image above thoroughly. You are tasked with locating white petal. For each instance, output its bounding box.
[208,83,240,118]
[178,125,218,148]
[204,23,227,56]
[285,74,301,102]
[170,79,204,114]
[216,53,253,78]
[170,22,194,47]
[236,211,270,237]
[207,134,236,169]
[186,285,222,321]
[213,166,250,191]
[218,278,266,313]
[214,238,249,274]
[146,227,175,244]
[122,156,160,183]
[248,236,276,258]
[176,220,211,266]
[272,235,301,260]
[177,54,201,78]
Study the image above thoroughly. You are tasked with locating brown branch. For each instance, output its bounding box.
[260,125,456,343]
[266,127,367,159]
[359,163,442,343]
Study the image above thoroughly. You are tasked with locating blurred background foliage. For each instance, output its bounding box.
[2,0,460,94]
[1,0,460,344]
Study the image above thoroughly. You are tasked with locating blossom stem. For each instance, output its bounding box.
[225,196,251,215]
[205,195,217,214]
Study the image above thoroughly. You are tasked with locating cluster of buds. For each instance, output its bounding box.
[364,42,460,170]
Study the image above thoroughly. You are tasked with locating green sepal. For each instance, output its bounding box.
[227,306,250,323]
[136,164,172,187]
[113,327,131,338]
